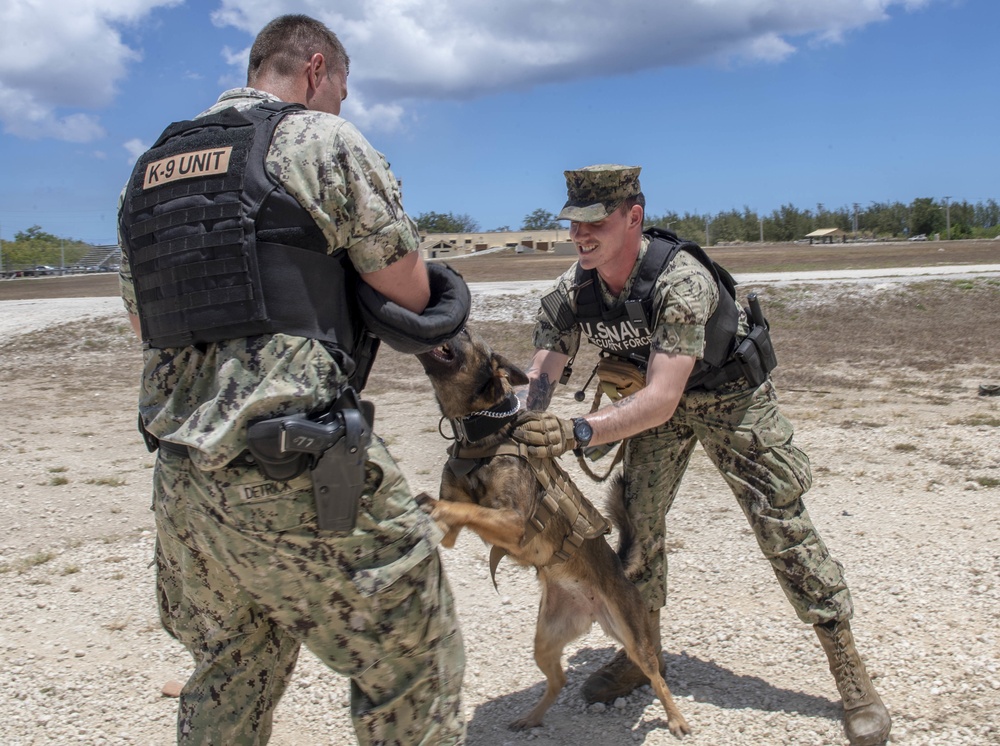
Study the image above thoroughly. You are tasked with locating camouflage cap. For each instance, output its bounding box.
[557,164,642,222]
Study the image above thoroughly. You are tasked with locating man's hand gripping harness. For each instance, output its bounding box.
[510,411,576,459]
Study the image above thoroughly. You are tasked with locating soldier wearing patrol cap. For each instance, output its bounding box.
[511,164,891,746]
[117,14,466,746]
[557,164,643,223]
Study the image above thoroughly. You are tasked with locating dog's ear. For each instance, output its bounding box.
[492,352,529,387]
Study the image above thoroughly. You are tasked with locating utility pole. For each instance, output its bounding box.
[759,218,764,243]
[852,203,860,237]
[705,216,710,247]
[943,196,952,239]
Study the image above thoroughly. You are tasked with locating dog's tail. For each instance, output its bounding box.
[605,472,642,579]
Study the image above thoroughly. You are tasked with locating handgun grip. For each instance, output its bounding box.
[747,292,767,329]
[279,418,344,455]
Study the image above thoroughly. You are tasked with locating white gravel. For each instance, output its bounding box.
[1,272,998,746]
[0,297,124,340]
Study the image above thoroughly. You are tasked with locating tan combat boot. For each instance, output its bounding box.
[814,619,892,746]
[581,610,663,704]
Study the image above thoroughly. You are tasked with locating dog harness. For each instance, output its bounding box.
[446,432,610,590]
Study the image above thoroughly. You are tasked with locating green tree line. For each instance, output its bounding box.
[0,226,94,270]
[645,197,1000,245]
[414,197,1000,244]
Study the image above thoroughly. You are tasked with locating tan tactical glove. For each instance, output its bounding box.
[510,411,576,458]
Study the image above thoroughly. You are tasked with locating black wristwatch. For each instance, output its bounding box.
[571,417,593,451]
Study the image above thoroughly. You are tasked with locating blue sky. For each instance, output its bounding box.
[0,0,994,245]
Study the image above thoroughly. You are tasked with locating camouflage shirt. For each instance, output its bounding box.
[119,88,421,470]
[533,236,738,360]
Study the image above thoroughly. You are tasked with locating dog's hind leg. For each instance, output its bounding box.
[599,573,691,737]
[509,578,592,731]
[638,661,691,738]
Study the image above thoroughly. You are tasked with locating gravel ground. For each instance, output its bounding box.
[1,276,998,746]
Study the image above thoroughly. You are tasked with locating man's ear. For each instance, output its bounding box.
[494,352,529,387]
[628,204,644,229]
[306,52,325,92]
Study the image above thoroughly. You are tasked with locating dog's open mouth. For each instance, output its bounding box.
[425,342,455,363]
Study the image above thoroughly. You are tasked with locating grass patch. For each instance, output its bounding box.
[893,443,918,452]
[976,477,1000,488]
[950,414,1000,427]
[4,551,58,574]
[85,476,127,487]
[49,476,69,486]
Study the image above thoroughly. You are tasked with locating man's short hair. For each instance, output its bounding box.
[623,193,646,212]
[247,14,350,85]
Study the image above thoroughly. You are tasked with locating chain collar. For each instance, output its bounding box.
[440,391,521,443]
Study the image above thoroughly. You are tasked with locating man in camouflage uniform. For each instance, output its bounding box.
[117,15,465,745]
[511,164,891,746]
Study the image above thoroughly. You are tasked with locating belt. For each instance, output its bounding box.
[157,440,256,467]
[157,440,191,458]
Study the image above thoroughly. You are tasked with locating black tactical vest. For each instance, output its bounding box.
[119,101,373,386]
[566,227,740,389]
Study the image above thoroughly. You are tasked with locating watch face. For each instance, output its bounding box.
[574,418,593,446]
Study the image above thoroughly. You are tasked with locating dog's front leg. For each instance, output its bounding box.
[417,494,527,553]
[437,502,527,554]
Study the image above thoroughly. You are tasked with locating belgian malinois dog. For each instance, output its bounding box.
[416,327,690,737]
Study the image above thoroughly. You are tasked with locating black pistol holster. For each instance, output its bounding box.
[733,293,778,387]
[246,388,374,533]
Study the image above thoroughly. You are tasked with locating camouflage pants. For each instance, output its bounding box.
[623,379,853,625]
[153,436,466,746]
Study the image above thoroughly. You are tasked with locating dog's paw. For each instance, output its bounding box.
[415,493,461,546]
[415,493,448,522]
[668,714,692,738]
[508,716,543,731]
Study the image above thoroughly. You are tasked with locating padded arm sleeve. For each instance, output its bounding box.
[356,262,471,354]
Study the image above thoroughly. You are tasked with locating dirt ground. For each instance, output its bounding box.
[1,239,998,745]
[1,238,997,299]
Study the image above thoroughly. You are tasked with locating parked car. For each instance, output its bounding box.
[908,234,928,242]
[25,265,58,276]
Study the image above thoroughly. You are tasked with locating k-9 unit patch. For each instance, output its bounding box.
[142,146,233,189]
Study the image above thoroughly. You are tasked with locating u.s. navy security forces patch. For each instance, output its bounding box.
[143,146,233,189]
[580,318,651,353]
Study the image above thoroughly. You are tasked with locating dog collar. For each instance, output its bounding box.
[447,391,521,443]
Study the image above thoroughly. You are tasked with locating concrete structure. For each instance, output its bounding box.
[419,228,569,259]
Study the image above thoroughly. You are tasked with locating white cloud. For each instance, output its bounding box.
[123,137,150,165]
[0,0,181,142]
[212,0,934,105]
[0,0,936,140]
